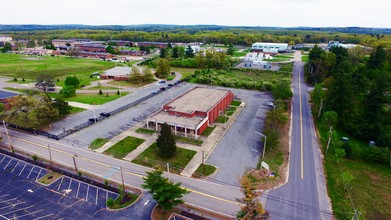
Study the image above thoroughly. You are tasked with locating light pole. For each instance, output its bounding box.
[255,131,267,158]
[3,120,13,152]
[168,89,173,100]
[91,104,97,123]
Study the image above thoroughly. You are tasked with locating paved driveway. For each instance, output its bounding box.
[206,88,272,186]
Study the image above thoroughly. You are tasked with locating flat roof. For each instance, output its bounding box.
[102,67,130,77]
[166,87,229,114]
[252,42,288,46]
[149,111,206,128]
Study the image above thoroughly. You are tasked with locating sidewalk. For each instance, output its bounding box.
[67,101,93,110]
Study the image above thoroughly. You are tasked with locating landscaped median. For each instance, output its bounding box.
[104,136,145,159]
[89,138,109,150]
[132,143,196,174]
[191,164,217,178]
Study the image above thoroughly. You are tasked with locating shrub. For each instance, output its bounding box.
[106,198,114,207]
[341,142,353,158]
[13,78,17,81]
[22,78,25,82]
[362,146,389,165]
[99,89,103,95]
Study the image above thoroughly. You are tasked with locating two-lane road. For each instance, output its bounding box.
[265,53,333,219]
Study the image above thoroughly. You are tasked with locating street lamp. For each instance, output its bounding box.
[91,104,97,123]
[255,131,267,158]
[168,89,173,100]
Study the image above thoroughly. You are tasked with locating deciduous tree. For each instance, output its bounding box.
[156,58,171,78]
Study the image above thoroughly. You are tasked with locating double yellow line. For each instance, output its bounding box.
[7,134,241,206]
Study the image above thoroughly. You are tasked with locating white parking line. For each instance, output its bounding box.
[95,188,98,205]
[68,179,72,190]
[76,182,80,198]
[0,214,10,220]
[32,213,54,220]
[3,159,12,170]
[11,161,19,173]
[0,198,16,204]
[27,166,35,179]
[57,177,64,191]
[35,168,43,181]
[0,156,6,163]
[15,209,44,218]
[18,163,27,176]
[0,194,9,198]
[0,202,28,212]
[85,185,89,202]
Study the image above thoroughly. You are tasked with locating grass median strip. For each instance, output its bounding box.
[135,128,155,135]
[132,143,196,174]
[192,164,217,178]
[89,138,109,150]
[174,135,203,146]
[37,171,63,185]
[104,136,145,159]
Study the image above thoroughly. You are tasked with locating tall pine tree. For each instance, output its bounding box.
[156,123,177,158]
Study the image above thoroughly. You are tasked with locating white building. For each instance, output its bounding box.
[244,52,264,62]
[185,45,200,53]
[252,42,288,53]
[0,36,12,42]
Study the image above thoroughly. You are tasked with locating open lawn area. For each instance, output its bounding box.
[316,119,391,220]
[0,53,115,87]
[170,67,201,80]
[131,143,196,174]
[104,136,145,159]
[108,80,156,88]
[49,92,129,105]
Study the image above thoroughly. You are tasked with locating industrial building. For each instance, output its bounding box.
[252,42,289,53]
[147,87,234,138]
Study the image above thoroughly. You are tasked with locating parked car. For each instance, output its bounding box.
[159,80,166,84]
[160,87,166,91]
[167,84,173,87]
[89,118,98,123]
[47,87,55,91]
[244,62,252,67]
[171,72,176,75]
[100,112,110,117]
[151,91,159,94]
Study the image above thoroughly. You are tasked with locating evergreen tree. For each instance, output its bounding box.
[185,45,194,58]
[156,123,176,158]
[367,46,386,69]
[142,169,189,211]
[226,44,234,55]
[172,46,180,58]
[53,97,72,116]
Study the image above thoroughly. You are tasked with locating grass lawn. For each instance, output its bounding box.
[104,136,145,159]
[50,92,129,105]
[131,143,196,174]
[135,128,155,135]
[230,100,242,107]
[230,69,291,83]
[174,135,203,146]
[302,55,309,62]
[89,138,109,150]
[170,67,201,80]
[3,87,27,93]
[83,86,121,90]
[69,106,84,114]
[316,119,391,220]
[37,172,63,185]
[233,51,247,57]
[192,164,217,178]
[201,126,215,137]
[215,115,229,123]
[107,193,138,209]
[0,53,115,87]
[108,80,156,88]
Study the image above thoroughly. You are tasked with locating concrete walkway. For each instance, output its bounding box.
[67,101,93,110]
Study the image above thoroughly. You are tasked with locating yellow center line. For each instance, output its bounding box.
[299,64,304,179]
[8,135,241,206]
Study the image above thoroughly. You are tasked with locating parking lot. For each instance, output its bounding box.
[0,153,154,219]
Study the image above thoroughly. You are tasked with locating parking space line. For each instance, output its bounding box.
[95,188,98,205]
[0,194,9,198]
[0,202,26,211]
[0,214,10,220]
[15,209,44,218]
[3,159,12,170]
[76,182,80,198]
[106,191,108,207]
[0,198,16,204]
[18,163,27,176]
[27,166,35,179]
[68,179,72,190]
[35,168,43,181]
[32,213,54,220]
[11,161,19,173]
[86,185,89,202]
[57,177,64,191]
[0,155,5,163]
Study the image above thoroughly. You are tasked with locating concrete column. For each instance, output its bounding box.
[146,120,149,129]
[175,124,177,135]
[155,120,158,131]
[195,127,198,139]
[185,127,187,137]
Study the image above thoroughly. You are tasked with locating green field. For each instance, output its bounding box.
[226,70,290,84]
[0,53,115,87]
[49,92,128,105]
[316,119,391,220]
[170,67,201,80]
[104,136,145,159]
[302,55,309,62]
[131,143,196,174]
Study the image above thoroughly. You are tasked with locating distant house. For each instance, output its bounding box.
[100,67,131,81]
[108,40,134,47]
[244,52,264,62]
[77,43,107,53]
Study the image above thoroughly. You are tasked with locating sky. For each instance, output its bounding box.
[1,0,390,28]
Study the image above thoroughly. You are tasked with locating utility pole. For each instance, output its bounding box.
[3,120,13,152]
[48,144,52,165]
[167,163,170,180]
[202,151,205,178]
[72,155,78,172]
[317,99,323,119]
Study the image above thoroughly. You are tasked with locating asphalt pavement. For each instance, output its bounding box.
[264,53,333,219]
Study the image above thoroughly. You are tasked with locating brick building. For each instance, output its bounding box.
[137,42,168,48]
[119,50,145,56]
[108,40,134,47]
[77,43,107,53]
[147,87,234,138]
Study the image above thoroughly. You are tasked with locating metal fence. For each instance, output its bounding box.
[3,81,183,140]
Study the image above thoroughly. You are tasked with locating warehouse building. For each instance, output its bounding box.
[252,42,289,53]
[147,87,234,138]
